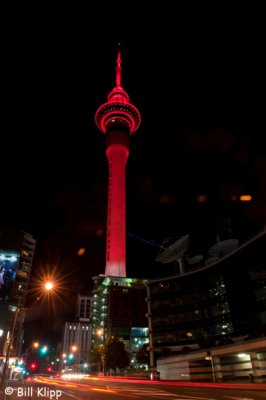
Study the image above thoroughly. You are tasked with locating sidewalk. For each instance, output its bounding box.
[152,380,266,391]
[100,375,266,391]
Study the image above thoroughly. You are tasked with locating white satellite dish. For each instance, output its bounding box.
[186,255,203,265]
[155,234,190,274]
[208,238,239,257]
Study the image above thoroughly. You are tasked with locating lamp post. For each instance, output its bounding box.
[96,328,105,375]
[23,341,40,367]
[210,355,215,382]
[71,345,79,371]
[205,351,216,382]
[61,353,67,371]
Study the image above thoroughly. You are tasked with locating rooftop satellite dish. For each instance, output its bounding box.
[155,234,190,274]
[208,238,239,257]
[205,256,220,265]
[186,255,204,265]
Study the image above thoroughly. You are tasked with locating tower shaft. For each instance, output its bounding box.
[105,131,129,276]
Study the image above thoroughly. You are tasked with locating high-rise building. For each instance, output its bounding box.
[75,295,91,322]
[0,229,36,364]
[61,294,92,370]
[95,51,141,278]
[91,276,148,368]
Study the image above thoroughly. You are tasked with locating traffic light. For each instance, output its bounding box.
[30,362,37,370]
[40,345,48,355]
[47,366,52,372]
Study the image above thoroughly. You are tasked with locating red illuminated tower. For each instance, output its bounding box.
[95,52,141,277]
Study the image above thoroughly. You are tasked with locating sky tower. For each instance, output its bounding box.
[95,52,141,277]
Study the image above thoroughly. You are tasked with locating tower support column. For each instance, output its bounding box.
[105,132,129,276]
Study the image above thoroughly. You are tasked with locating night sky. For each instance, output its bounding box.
[1,7,265,335]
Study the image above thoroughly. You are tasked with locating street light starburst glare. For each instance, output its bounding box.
[27,259,78,315]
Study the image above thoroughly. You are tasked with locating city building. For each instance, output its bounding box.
[75,295,91,322]
[91,275,148,368]
[0,229,36,368]
[146,229,266,382]
[61,294,92,371]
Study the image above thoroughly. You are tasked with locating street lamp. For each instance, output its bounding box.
[44,281,54,291]
[97,329,105,344]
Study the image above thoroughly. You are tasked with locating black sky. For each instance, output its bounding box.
[1,6,266,307]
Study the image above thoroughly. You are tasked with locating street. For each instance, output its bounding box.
[1,375,265,400]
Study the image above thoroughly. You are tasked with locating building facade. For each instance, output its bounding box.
[61,294,92,371]
[91,276,149,368]
[75,295,91,322]
[146,229,266,382]
[0,230,36,367]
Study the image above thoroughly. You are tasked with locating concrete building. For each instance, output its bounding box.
[91,275,148,368]
[61,294,92,371]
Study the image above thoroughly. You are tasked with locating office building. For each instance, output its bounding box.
[91,275,148,368]
[0,229,36,365]
[61,294,92,370]
[146,229,266,382]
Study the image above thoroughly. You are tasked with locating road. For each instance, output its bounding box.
[1,376,266,400]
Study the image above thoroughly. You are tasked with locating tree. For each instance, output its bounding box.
[91,344,104,371]
[136,343,149,366]
[104,336,130,373]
